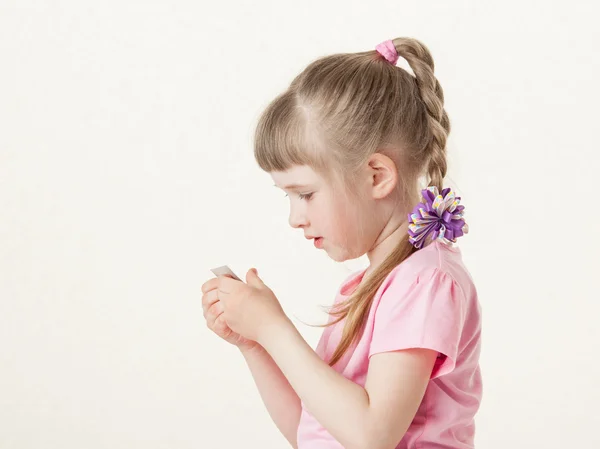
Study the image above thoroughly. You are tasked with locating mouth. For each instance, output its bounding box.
[305,235,324,248]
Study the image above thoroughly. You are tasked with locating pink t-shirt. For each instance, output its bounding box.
[297,240,482,449]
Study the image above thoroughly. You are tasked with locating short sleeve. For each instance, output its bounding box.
[368,267,465,378]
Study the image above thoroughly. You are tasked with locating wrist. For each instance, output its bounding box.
[256,315,295,350]
[239,342,264,357]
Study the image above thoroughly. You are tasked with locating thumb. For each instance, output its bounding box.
[246,268,263,286]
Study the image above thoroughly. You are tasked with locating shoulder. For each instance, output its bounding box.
[380,241,476,301]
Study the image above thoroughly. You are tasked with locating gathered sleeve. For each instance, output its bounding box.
[368,267,466,378]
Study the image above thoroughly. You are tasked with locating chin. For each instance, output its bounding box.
[328,253,347,263]
[326,246,360,263]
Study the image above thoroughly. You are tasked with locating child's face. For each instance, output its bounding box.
[271,165,383,262]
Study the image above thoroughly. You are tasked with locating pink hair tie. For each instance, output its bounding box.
[375,40,399,65]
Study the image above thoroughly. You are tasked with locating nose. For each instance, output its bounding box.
[288,203,308,229]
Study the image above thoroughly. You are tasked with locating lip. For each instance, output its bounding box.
[313,237,324,249]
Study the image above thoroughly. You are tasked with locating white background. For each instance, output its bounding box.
[1,1,599,448]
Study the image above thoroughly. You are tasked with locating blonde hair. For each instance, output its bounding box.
[254,37,451,366]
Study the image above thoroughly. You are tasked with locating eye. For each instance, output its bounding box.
[284,193,314,201]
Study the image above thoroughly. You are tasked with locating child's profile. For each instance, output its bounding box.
[202,36,481,449]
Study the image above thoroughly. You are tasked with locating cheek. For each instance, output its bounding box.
[326,203,361,241]
[336,202,378,250]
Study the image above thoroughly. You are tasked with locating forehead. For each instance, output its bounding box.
[271,165,323,189]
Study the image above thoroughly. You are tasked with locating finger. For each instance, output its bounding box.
[213,313,230,335]
[208,300,224,319]
[221,274,238,280]
[205,301,224,327]
[202,289,219,312]
[201,277,219,294]
[245,268,264,287]
[203,296,223,320]
[216,275,240,294]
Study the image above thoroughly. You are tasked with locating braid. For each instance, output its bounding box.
[392,38,451,191]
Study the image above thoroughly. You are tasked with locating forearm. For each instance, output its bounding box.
[258,319,374,449]
[240,344,302,448]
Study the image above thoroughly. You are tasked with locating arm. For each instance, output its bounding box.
[201,274,301,448]
[257,318,437,449]
[240,344,302,448]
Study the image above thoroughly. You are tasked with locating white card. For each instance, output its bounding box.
[210,265,242,281]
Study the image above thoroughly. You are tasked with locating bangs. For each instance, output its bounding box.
[254,90,330,174]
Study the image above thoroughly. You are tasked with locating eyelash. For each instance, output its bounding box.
[285,192,314,201]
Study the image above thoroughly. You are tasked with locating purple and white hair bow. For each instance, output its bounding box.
[408,187,469,249]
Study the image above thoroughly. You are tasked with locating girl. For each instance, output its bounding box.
[201,36,482,449]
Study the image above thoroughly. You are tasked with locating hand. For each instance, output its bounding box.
[201,275,258,352]
[205,268,289,344]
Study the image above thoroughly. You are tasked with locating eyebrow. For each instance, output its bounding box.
[273,183,312,191]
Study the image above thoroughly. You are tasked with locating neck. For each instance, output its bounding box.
[364,218,409,279]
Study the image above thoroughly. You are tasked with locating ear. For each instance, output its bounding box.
[367,153,398,199]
